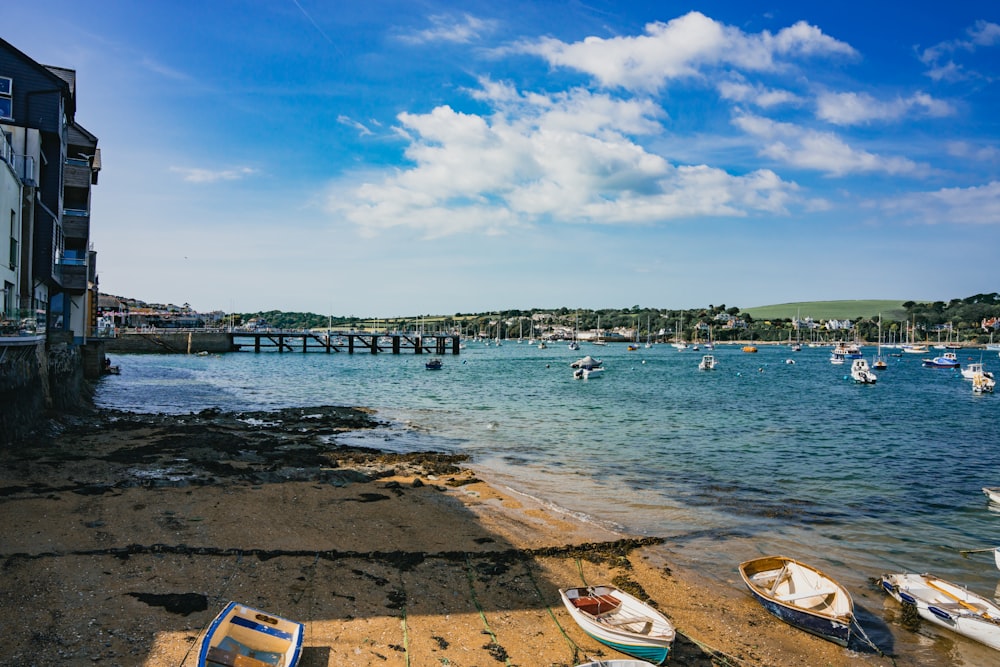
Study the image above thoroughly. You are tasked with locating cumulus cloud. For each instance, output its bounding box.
[514,11,857,91]
[816,91,954,125]
[170,166,257,183]
[328,82,797,237]
[717,79,800,108]
[734,112,923,176]
[880,181,1000,224]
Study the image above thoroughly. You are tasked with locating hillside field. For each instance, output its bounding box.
[743,300,911,321]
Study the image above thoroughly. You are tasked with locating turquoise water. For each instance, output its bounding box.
[95,342,1000,662]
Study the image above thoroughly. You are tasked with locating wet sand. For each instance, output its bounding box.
[1,407,906,666]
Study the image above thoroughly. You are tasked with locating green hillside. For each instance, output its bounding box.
[743,300,911,321]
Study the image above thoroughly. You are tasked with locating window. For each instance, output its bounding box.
[0,76,11,120]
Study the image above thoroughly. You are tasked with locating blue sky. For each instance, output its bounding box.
[8,1,1000,315]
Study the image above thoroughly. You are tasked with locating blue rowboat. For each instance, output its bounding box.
[560,585,675,665]
[738,556,855,646]
[198,601,303,667]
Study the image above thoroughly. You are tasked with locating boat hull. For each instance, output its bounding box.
[198,601,303,667]
[560,586,674,665]
[880,573,1000,651]
[739,556,854,647]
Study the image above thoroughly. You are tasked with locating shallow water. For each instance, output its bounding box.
[95,342,1000,664]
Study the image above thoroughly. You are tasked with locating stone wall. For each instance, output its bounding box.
[0,339,89,446]
[104,332,233,354]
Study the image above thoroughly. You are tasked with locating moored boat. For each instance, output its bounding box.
[742,345,758,353]
[850,358,877,384]
[698,354,717,370]
[922,352,960,368]
[560,585,675,664]
[880,572,1000,651]
[983,487,1000,505]
[198,601,304,667]
[972,371,996,394]
[962,362,994,381]
[425,358,443,370]
[738,556,855,646]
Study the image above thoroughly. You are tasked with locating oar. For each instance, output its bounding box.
[924,577,991,617]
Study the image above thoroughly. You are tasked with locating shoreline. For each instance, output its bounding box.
[0,406,919,666]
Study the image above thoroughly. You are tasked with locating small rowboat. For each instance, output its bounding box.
[199,601,303,667]
[576,661,658,667]
[984,487,1000,505]
[560,585,675,665]
[880,573,1000,650]
[738,555,855,646]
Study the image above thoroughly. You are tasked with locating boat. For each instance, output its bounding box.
[983,487,1000,505]
[575,661,658,667]
[574,366,605,379]
[850,358,878,384]
[739,556,855,646]
[559,585,675,664]
[879,573,1000,651]
[972,371,996,394]
[698,355,717,370]
[571,356,603,370]
[198,601,304,667]
[830,351,845,365]
[742,345,757,353]
[872,314,887,370]
[922,352,960,368]
[961,362,994,381]
[425,358,443,370]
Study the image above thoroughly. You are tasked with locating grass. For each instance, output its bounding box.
[742,300,913,321]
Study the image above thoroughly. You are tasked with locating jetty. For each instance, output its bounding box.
[103,330,461,355]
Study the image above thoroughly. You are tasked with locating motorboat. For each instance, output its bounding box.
[922,352,960,368]
[850,359,877,384]
[698,355,717,370]
[961,362,994,381]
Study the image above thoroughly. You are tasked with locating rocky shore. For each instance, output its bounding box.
[0,406,903,666]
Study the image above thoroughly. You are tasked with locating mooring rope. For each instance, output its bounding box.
[175,550,245,666]
[524,560,586,664]
[464,555,513,667]
[397,573,411,667]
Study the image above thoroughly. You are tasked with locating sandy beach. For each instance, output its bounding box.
[1,406,906,666]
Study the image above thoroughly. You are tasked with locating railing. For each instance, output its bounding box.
[0,308,47,337]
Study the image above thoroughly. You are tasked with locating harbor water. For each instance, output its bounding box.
[95,341,1000,664]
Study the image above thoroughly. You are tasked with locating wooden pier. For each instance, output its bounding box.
[231,331,460,354]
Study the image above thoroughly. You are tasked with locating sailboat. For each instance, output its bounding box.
[791,310,802,351]
[568,313,580,350]
[593,314,607,346]
[873,314,887,370]
[644,315,653,348]
[671,318,688,350]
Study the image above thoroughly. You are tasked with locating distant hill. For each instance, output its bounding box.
[743,300,912,321]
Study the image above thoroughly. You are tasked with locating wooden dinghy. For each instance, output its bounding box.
[560,585,675,665]
[576,660,658,667]
[199,601,304,667]
[880,573,1000,651]
[738,555,855,646]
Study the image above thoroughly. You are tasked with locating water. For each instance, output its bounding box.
[95,342,1000,662]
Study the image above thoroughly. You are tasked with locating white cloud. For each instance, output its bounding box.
[515,11,857,92]
[169,166,258,183]
[816,91,954,125]
[880,181,1000,224]
[327,83,797,237]
[717,79,800,108]
[337,115,374,136]
[734,112,923,176]
[920,20,1000,82]
[399,13,497,45]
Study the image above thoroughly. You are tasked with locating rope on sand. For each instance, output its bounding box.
[525,560,587,665]
[464,555,513,667]
[175,550,245,666]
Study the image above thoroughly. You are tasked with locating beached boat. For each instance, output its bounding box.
[576,661,658,667]
[560,585,675,664]
[922,352,960,368]
[698,355,717,371]
[983,487,1000,505]
[880,573,1000,651]
[850,358,878,384]
[738,556,855,646]
[199,601,303,667]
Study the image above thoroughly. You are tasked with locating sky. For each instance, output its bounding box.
[6,1,1000,316]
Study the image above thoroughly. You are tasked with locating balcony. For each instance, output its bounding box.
[63,158,93,188]
[56,256,88,291]
[63,208,90,241]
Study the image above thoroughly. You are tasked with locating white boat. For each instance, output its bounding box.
[972,371,996,394]
[698,355,717,370]
[983,487,1000,505]
[850,358,877,384]
[574,366,605,380]
[880,573,1000,651]
[198,601,303,667]
[962,362,994,380]
[739,556,855,646]
[560,585,675,665]
[571,355,603,370]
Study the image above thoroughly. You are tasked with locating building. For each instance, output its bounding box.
[1,37,101,342]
